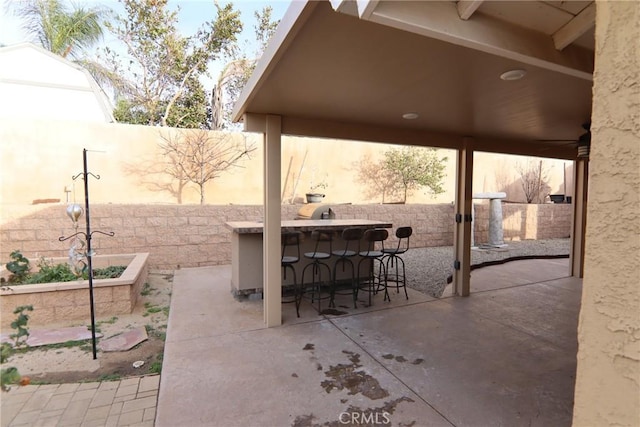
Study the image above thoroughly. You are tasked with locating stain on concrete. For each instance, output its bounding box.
[303,343,315,351]
[343,350,361,367]
[381,354,424,365]
[321,351,389,400]
[292,413,316,427]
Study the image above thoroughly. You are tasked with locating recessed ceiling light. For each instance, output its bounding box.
[402,112,419,120]
[500,69,527,81]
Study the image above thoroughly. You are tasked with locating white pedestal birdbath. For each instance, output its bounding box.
[472,192,508,248]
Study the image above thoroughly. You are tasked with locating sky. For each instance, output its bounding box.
[0,0,292,81]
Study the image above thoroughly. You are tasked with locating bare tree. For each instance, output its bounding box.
[158,130,255,204]
[122,156,189,204]
[515,159,551,203]
[493,159,513,193]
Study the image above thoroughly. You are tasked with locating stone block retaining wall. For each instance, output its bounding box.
[474,202,572,242]
[1,203,571,270]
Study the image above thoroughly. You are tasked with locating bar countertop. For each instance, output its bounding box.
[225,219,392,234]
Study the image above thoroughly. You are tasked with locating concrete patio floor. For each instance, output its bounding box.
[157,257,580,427]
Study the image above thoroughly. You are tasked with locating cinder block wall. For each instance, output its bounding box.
[473,202,572,242]
[0,203,571,270]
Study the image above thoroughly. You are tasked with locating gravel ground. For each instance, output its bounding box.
[402,238,570,297]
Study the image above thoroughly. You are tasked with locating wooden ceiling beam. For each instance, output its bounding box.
[362,1,593,80]
[457,0,484,20]
[356,0,379,19]
[552,2,596,51]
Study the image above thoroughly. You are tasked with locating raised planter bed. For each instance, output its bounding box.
[0,253,149,328]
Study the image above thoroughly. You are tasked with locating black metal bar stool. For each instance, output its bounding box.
[281,231,303,317]
[331,227,364,308]
[382,226,412,300]
[300,229,334,313]
[356,228,389,307]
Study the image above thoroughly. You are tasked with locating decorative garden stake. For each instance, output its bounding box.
[66,204,83,222]
[59,149,114,360]
[65,204,87,277]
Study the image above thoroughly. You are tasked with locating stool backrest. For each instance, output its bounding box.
[341,227,364,253]
[310,229,334,256]
[390,226,412,253]
[281,231,302,261]
[362,228,388,253]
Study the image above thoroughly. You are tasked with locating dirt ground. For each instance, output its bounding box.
[1,271,173,384]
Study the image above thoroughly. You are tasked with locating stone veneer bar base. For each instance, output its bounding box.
[0,253,149,328]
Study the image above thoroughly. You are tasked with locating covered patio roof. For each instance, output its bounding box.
[231,0,594,327]
[233,0,594,159]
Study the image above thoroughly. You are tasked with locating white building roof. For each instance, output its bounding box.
[0,43,114,123]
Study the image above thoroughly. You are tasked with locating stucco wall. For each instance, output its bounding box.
[0,203,571,270]
[572,2,640,426]
[0,118,572,211]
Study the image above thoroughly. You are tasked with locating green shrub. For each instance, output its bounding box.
[93,265,126,279]
[5,250,31,283]
[10,305,33,348]
[0,343,14,364]
[1,305,32,391]
[1,367,21,390]
[3,251,126,285]
[26,259,77,284]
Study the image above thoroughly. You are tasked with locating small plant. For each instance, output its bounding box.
[37,340,87,350]
[144,302,163,316]
[0,343,14,364]
[5,251,31,283]
[308,168,328,194]
[96,373,121,382]
[93,266,126,279]
[97,316,118,325]
[1,305,33,391]
[2,251,127,285]
[149,353,163,374]
[79,343,93,353]
[10,305,33,348]
[27,259,77,284]
[145,324,167,342]
[140,282,155,296]
[309,178,328,194]
[1,368,21,390]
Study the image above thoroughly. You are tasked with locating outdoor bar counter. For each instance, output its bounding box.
[225,219,392,296]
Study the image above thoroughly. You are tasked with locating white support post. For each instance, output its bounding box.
[453,138,474,296]
[263,115,282,326]
[570,158,588,278]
